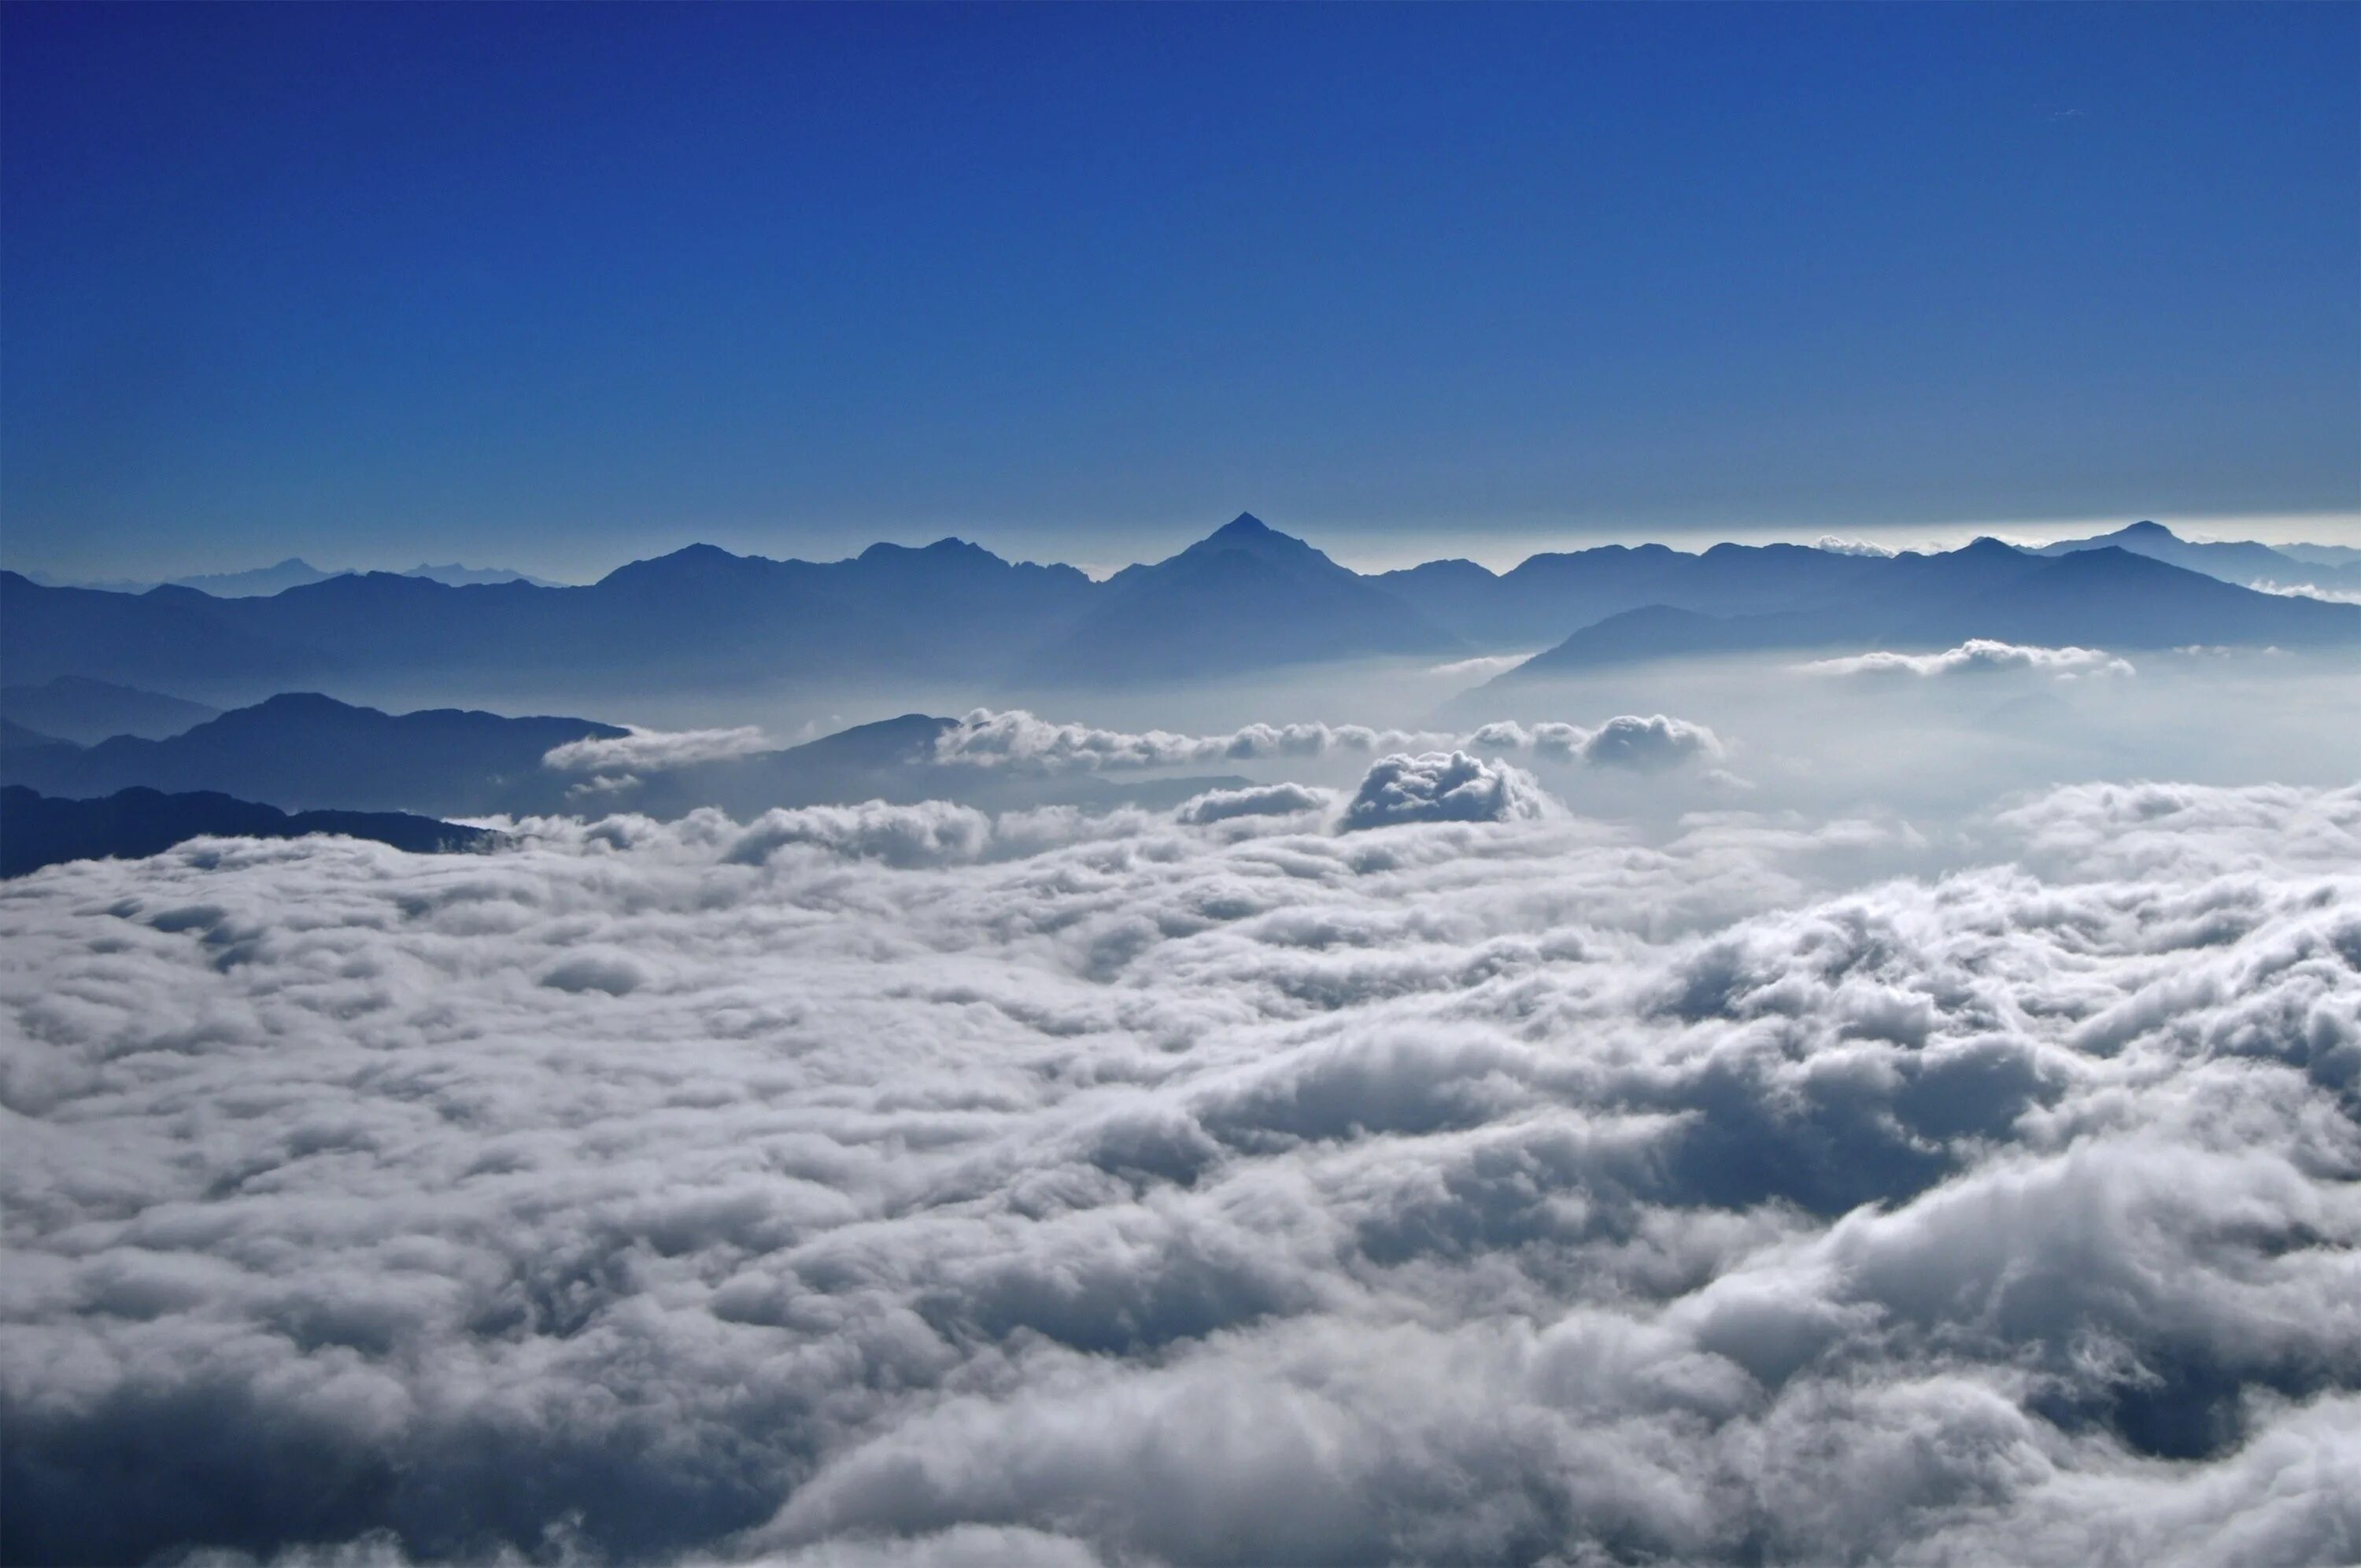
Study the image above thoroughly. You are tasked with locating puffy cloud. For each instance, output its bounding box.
[1173,781,1333,826]
[1802,640,2136,679]
[945,710,1724,774]
[2,781,2358,1566]
[544,725,775,773]
[1339,751,1557,830]
[1472,714,1726,771]
[936,709,1447,771]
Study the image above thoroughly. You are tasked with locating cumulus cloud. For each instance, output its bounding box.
[545,725,775,773]
[942,710,1724,774]
[1814,535,1897,557]
[3,780,2358,1566]
[1802,640,2136,679]
[1173,781,1333,826]
[1469,714,1726,771]
[1339,751,1557,830]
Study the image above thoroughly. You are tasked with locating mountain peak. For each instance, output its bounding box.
[1213,511,1273,538]
[2118,520,2175,539]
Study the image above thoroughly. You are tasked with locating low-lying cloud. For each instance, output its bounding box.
[3,780,2357,1566]
[1802,639,2136,679]
[939,710,1724,774]
[545,725,776,773]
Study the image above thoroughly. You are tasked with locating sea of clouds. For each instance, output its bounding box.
[4,761,2359,1566]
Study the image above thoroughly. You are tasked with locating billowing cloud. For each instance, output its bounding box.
[1339,751,1557,830]
[941,710,1724,774]
[1802,640,2136,679]
[1814,535,1897,557]
[3,780,2358,1566]
[1469,714,1725,770]
[1173,781,1333,826]
[545,725,775,773]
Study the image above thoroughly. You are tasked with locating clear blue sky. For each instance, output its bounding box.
[4,2,2355,580]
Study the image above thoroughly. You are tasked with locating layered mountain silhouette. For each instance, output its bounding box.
[6,517,2355,703]
[1494,545,2361,681]
[1015,515,1462,684]
[0,693,625,816]
[0,696,1245,823]
[2030,520,2361,594]
[22,558,559,596]
[1,785,492,878]
[1,676,219,744]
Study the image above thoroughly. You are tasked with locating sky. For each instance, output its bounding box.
[3,2,2355,582]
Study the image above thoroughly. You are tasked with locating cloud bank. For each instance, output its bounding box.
[3,779,2358,1566]
[1802,640,2136,679]
[939,710,1724,773]
[545,725,776,773]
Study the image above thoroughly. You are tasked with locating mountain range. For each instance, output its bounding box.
[0,676,220,744]
[0,696,1245,823]
[20,559,560,596]
[1492,542,2361,681]
[2028,520,2361,594]
[4,516,2355,703]
[0,693,627,816]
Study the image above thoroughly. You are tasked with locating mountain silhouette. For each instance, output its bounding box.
[0,676,219,744]
[9,517,2355,702]
[1,785,493,878]
[1491,544,2361,681]
[2030,520,2359,593]
[1015,514,1462,684]
[0,692,626,816]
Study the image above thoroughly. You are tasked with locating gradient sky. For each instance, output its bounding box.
[4,2,2355,581]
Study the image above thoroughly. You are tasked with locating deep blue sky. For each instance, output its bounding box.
[5,3,2355,580]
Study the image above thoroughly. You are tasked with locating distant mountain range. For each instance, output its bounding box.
[1491,542,2361,681]
[0,785,492,878]
[20,559,560,596]
[0,676,220,744]
[3,516,2355,701]
[2028,520,2361,594]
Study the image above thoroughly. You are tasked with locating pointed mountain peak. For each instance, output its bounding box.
[1170,512,1347,577]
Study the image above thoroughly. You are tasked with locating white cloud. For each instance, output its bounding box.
[1814,535,1897,558]
[1339,751,1557,830]
[1802,640,2136,679]
[544,725,775,773]
[2248,579,2361,606]
[941,710,1724,774]
[3,780,2358,1565]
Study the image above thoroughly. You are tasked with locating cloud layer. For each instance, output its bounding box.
[3,777,2358,1566]
[937,710,1724,773]
[1802,640,2136,679]
[545,725,777,773]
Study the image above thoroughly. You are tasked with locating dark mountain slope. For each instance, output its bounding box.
[0,573,327,691]
[2,786,493,878]
[0,693,625,816]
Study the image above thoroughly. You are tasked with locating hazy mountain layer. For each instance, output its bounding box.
[0,785,493,877]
